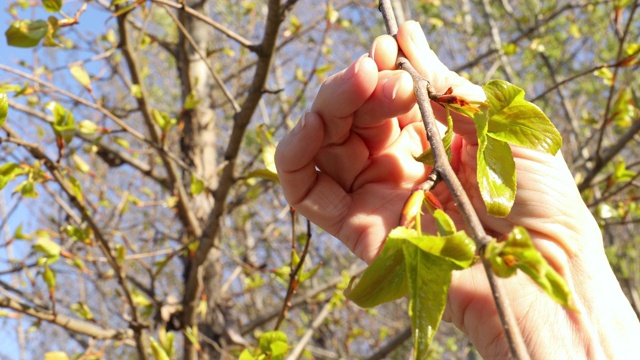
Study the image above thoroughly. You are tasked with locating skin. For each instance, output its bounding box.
[275,21,640,359]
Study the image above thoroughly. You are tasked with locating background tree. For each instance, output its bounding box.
[0,0,638,359]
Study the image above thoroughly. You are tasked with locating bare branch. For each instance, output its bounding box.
[285,300,332,360]
[151,0,257,51]
[0,295,133,340]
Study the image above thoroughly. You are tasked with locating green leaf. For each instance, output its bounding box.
[485,226,576,310]
[245,168,279,183]
[70,302,94,320]
[69,64,92,91]
[0,92,7,127]
[432,209,456,236]
[238,350,256,360]
[345,230,408,308]
[612,89,637,130]
[116,243,126,265]
[483,80,561,154]
[77,120,98,136]
[45,101,75,144]
[258,331,288,353]
[152,109,176,132]
[184,91,200,110]
[43,265,56,288]
[477,137,516,217]
[130,84,142,99]
[405,231,476,269]
[190,174,205,195]
[414,108,454,166]
[43,0,62,12]
[67,174,84,206]
[403,242,452,359]
[256,125,277,174]
[15,180,38,198]
[44,351,69,360]
[613,159,637,183]
[5,19,48,48]
[270,341,289,357]
[0,162,24,190]
[33,234,61,259]
[114,136,130,149]
[149,337,171,360]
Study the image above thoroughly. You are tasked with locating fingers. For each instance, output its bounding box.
[311,55,378,147]
[370,34,398,70]
[351,70,415,153]
[275,112,351,234]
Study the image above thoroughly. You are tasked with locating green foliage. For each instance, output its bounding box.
[5,19,48,47]
[347,218,476,359]
[414,109,454,166]
[0,92,7,127]
[485,227,576,310]
[45,101,75,144]
[239,331,290,360]
[474,80,561,217]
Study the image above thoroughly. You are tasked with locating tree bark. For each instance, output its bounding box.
[178,1,223,358]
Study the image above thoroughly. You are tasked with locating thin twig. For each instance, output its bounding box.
[274,215,312,330]
[0,295,133,340]
[285,300,332,360]
[180,1,292,358]
[150,0,257,50]
[160,3,241,113]
[378,2,529,359]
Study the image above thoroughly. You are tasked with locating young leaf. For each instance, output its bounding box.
[400,190,424,229]
[43,265,56,288]
[414,108,454,166]
[406,231,476,269]
[149,337,171,360]
[69,64,92,92]
[483,80,562,154]
[43,0,62,12]
[403,242,453,359]
[0,92,7,127]
[190,174,205,195]
[477,137,516,217]
[45,101,75,144]
[432,209,456,236]
[485,226,576,310]
[5,19,48,48]
[0,163,24,190]
[77,120,98,136]
[345,230,409,307]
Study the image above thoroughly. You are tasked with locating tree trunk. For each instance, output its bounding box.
[178,1,224,358]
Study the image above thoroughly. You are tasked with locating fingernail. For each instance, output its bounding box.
[370,38,378,62]
[298,112,308,130]
[343,55,365,80]
[410,21,425,44]
[383,75,402,100]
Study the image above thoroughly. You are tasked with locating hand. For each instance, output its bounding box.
[275,20,640,359]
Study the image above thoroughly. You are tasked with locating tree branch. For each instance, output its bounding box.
[150,0,257,51]
[180,0,292,358]
[378,1,529,359]
[1,123,149,360]
[0,295,133,340]
[116,8,202,241]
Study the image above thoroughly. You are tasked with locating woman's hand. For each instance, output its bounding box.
[275,20,640,359]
